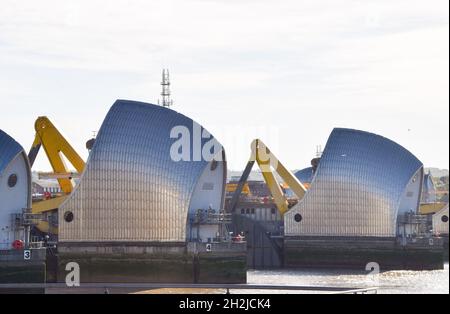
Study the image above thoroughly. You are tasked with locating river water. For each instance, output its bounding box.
[241,263,449,294]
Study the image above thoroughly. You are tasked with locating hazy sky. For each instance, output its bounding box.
[1,0,448,171]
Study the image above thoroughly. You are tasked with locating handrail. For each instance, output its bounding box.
[0,282,378,294]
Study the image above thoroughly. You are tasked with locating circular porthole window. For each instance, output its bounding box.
[7,174,17,188]
[442,215,448,223]
[294,213,303,223]
[64,211,74,223]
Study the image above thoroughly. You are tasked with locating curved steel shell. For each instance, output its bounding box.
[1,130,31,248]
[433,204,449,235]
[0,130,31,204]
[421,172,437,203]
[0,130,23,175]
[59,100,226,242]
[285,128,423,237]
[294,167,314,184]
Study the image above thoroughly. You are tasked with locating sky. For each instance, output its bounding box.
[0,0,448,171]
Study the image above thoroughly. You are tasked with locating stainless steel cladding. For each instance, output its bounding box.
[0,130,23,174]
[0,130,31,249]
[294,167,314,185]
[421,172,437,203]
[59,100,226,243]
[285,128,423,237]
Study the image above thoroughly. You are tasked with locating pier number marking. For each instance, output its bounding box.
[23,250,31,260]
[206,243,212,252]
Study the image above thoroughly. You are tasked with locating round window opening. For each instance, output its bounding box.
[442,215,448,223]
[64,211,74,223]
[294,213,303,223]
[8,174,18,188]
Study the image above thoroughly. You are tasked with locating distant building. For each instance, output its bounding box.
[32,180,62,196]
[247,180,271,198]
[236,201,283,223]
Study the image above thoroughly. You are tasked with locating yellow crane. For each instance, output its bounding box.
[28,116,86,234]
[226,182,251,195]
[229,139,307,215]
[29,117,85,193]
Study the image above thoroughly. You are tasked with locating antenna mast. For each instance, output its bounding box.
[158,69,173,107]
[315,145,323,157]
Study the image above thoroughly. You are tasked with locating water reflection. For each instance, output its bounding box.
[239,263,449,294]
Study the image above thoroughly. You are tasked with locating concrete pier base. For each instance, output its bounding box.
[443,236,449,261]
[57,242,247,284]
[0,248,46,293]
[284,237,445,271]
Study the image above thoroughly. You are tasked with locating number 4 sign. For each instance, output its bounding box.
[23,249,31,260]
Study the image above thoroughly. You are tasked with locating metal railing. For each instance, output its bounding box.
[0,283,378,294]
[191,209,232,225]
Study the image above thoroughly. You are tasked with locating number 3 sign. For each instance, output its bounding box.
[23,249,31,260]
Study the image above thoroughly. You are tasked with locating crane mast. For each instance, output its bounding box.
[229,139,307,215]
[28,116,85,194]
[28,116,86,234]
